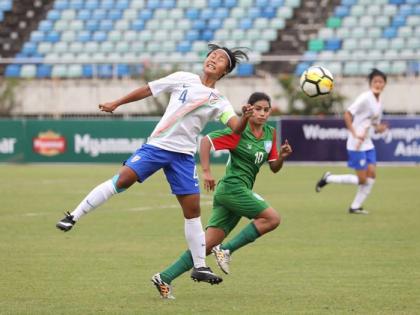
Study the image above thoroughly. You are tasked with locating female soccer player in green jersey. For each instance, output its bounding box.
[151,92,293,299]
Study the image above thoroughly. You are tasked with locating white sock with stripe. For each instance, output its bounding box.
[184,217,206,268]
[71,179,117,221]
[326,174,359,185]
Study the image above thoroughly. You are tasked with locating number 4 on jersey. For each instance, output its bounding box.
[179,89,188,104]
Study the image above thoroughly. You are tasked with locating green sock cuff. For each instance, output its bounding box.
[160,250,193,284]
[222,222,261,253]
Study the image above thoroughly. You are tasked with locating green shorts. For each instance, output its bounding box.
[206,182,269,236]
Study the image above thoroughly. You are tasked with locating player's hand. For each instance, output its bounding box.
[98,101,119,113]
[202,171,216,192]
[280,139,292,159]
[376,123,388,133]
[241,104,254,118]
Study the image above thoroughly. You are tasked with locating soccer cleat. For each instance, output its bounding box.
[212,245,231,275]
[151,273,175,299]
[315,171,331,192]
[349,207,369,215]
[190,267,223,285]
[56,211,76,232]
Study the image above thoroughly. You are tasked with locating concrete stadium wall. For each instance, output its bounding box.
[11,76,420,116]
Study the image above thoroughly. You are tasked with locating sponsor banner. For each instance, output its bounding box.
[0,120,24,162]
[280,117,420,162]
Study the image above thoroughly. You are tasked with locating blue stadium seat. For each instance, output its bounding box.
[186,30,200,41]
[99,20,113,31]
[186,8,199,20]
[117,64,130,77]
[193,20,206,30]
[240,18,253,30]
[5,65,21,77]
[92,9,107,20]
[248,7,261,19]
[383,26,397,38]
[31,31,45,42]
[69,0,84,9]
[86,20,99,31]
[108,10,122,20]
[147,0,160,10]
[295,62,312,75]
[255,0,269,8]
[177,41,192,53]
[237,63,254,76]
[115,0,130,10]
[98,64,113,78]
[400,5,414,16]
[223,0,237,8]
[82,65,93,78]
[131,20,145,31]
[389,0,404,4]
[325,38,341,51]
[215,8,229,19]
[47,10,61,21]
[77,30,91,42]
[208,18,222,30]
[101,0,114,9]
[36,64,52,78]
[262,7,276,19]
[335,6,349,17]
[138,9,153,20]
[341,0,356,6]
[201,8,214,20]
[209,0,222,8]
[161,0,176,9]
[22,42,37,56]
[39,21,53,32]
[201,30,214,41]
[46,31,60,43]
[54,0,68,10]
[93,31,107,42]
[392,15,406,27]
[270,0,284,7]
[77,9,91,20]
[85,0,99,10]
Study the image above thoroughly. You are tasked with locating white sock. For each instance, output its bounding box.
[326,174,359,185]
[351,178,375,209]
[184,217,206,268]
[71,179,117,221]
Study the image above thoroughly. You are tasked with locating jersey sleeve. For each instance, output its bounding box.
[148,71,185,96]
[216,98,236,125]
[207,128,241,151]
[268,128,279,162]
[347,93,367,116]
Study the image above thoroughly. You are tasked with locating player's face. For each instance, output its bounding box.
[370,75,386,95]
[251,100,271,125]
[203,50,229,79]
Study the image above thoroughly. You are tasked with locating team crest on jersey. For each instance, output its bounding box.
[264,141,272,153]
[208,92,219,105]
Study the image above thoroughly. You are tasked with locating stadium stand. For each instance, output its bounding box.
[1,0,419,78]
[4,0,300,78]
[296,0,420,76]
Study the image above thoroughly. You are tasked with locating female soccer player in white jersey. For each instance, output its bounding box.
[56,44,254,284]
[315,69,388,214]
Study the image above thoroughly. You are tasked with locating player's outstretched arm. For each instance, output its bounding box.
[200,136,216,192]
[226,104,254,134]
[98,85,153,113]
[269,140,292,173]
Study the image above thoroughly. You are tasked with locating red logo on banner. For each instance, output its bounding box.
[33,131,67,156]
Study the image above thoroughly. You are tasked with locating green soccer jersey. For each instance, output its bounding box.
[207,123,279,189]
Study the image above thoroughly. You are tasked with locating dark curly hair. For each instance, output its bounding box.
[368,68,387,84]
[206,43,249,74]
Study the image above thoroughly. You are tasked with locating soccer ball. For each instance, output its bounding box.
[299,66,334,97]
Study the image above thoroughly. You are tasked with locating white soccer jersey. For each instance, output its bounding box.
[346,90,383,151]
[147,71,235,155]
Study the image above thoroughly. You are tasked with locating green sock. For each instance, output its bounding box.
[221,222,261,254]
[160,250,193,284]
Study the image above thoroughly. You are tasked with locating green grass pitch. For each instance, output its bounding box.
[1,164,419,314]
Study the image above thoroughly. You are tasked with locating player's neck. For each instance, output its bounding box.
[200,74,218,89]
[249,123,264,138]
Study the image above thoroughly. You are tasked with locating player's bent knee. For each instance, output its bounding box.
[270,212,281,230]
